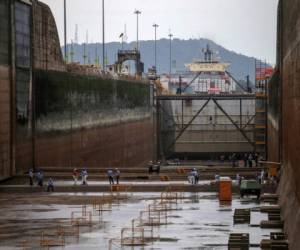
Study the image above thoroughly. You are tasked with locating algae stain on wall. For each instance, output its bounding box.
[35,70,152,134]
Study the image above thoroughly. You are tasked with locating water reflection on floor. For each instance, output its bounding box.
[0,192,281,249]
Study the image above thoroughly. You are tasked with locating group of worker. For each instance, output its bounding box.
[72,168,121,185]
[29,167,122,191]
[72,168,89,185]
[187,168,199,185]
[256,169,279,185]
[235,170,265,186]
[28,169,54,192]
[28,165,278,192]
[230,153,263,168]
[235,169,277,186]
[256,169,266,184]
[107,168,121,185]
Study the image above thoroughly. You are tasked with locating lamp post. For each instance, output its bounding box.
[153,23,158,70]
[64,0,67,61]
[102,0,105,71]
[134,9,141,50]
[168,32,173,77]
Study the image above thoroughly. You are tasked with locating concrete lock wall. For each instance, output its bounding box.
[34,70,153,168]
[267,69,280,163]
[0,0,154,180]
[268,1,300,249]
[14,1,34,174]
[0,0,12,180]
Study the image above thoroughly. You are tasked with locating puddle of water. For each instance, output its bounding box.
[0,192,282,250]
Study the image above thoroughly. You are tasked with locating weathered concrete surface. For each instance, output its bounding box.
[0,65,11,180]
[0,1,12,180]
[268,1,300,249]
[30,70,153,169]
[33,1,66,71]
[35,118,153,168]
[267,69,280,163]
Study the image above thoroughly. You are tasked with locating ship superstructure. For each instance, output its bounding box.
[164,45,242,95]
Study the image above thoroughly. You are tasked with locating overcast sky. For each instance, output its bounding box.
[40,0,279,64]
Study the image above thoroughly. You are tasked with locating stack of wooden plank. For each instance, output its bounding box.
[228,233,249,250]
[233,209,251,224]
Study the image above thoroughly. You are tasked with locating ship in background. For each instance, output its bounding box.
[160,44,250,95]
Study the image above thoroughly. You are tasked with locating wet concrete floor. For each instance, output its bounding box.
[0,192,281,249]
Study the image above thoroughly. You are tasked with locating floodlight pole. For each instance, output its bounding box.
[64,0,67,61]
[134,10,141,50]
[168,32,173,77]
[153,23,159,70]
[102,0,105,71]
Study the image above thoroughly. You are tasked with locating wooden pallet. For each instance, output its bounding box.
[260,205,280,213]
[234,209,250,224]
[260,194,279,203]
[228,233,249,250]
[268,213,281,221]
[261,232,288,249]
[260,220,283,229]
